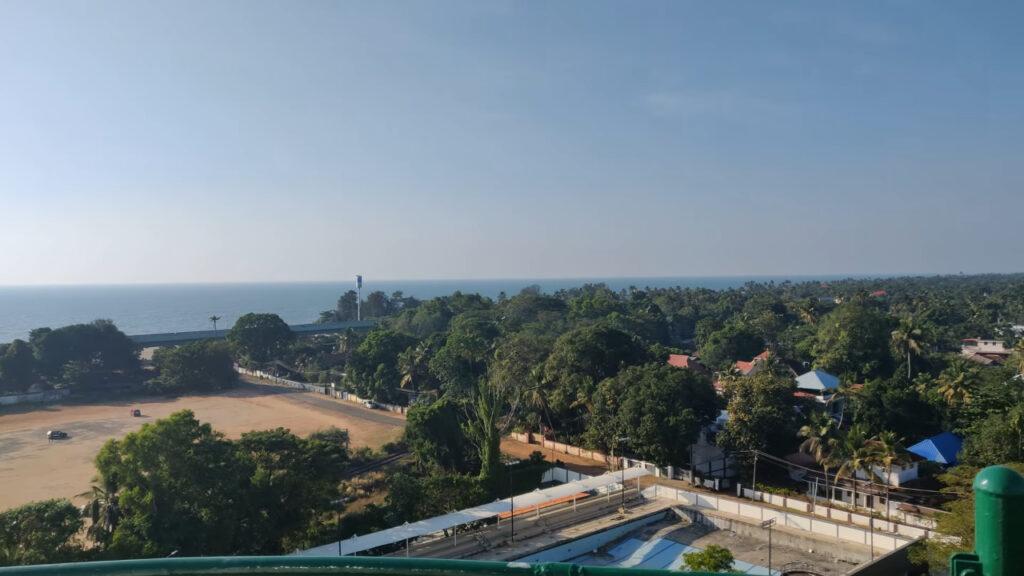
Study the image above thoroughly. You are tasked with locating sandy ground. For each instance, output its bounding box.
[0,382,404,511]
[500,438,609,476]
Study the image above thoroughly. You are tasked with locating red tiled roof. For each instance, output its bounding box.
[734,360,755,374]
[668,354,693,369]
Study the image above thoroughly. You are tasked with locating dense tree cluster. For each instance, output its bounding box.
[90,410,349,558]
[318,290,421,323]
[0,320,139,394]
[0,500,84,566]
[3,274,1023,570]
[150,340,237,393]
[314,276,1024,493]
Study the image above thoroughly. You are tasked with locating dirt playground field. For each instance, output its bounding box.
[0,382,405,511]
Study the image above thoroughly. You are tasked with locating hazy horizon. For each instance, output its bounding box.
[2,271,1022,290]
[2,1,1022,285]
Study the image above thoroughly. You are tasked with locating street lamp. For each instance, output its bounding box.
[761,518,776,575]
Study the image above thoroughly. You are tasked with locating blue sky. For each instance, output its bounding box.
[1,1,1021,284]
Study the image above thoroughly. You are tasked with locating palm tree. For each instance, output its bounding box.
[935,360,975,407]
[825,381,860,428]
[79,478,120,545]
[209,315,222,331]
[798,411,839,506]
[1013,340,1024,378]
[398,342,430,390]
[872,431,906,520]
[891,317,926,380]
[835,425,875,507]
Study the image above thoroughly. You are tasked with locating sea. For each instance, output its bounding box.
[0,276,861,342]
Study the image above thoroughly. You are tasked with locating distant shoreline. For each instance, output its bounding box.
[1,273,1021,343]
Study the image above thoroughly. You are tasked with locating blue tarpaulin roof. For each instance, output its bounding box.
[907,432,962,465]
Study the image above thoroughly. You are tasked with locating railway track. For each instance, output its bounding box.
[344,451,410,477]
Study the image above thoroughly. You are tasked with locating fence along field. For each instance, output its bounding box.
[0,381,404,511]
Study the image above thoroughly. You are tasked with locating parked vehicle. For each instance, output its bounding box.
[46,430,68,440]
[362,399,376,409]
[130,409,142,417]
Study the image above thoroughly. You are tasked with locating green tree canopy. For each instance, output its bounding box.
[227,313,294,364]
[428,313,499,395]
[586,363,719,466]
[93,410,349,558]
[347,328,416,402]
[812,302,894,381]
[719,371,799,457]
[27,320,139,389]
[698,322,764,371]
[0,499,83,566]
[151,340,237,393]
[0,339,35,393]
[682,544,735,572]
[403,398,478,474]
[541,324,648,439]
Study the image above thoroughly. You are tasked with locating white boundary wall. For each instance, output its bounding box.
[738,485,939,532]
[0,389,70,406]
[643,484,921,553]
[237,367,407,414]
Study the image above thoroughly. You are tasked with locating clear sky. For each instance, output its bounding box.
[1,1,1021,285]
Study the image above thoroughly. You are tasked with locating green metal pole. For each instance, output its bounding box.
[972,465,1024,576]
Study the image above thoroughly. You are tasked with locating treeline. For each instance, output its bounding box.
[0,319,238,397]
[0,320,139,395]
[317,290,421,323]
[0,411,351,565]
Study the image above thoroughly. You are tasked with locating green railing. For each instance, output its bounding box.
[2,466,1022,576]
[0,556,725,576]
[949,465,1024,576]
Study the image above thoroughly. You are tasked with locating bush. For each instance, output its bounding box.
[682,544,735,573]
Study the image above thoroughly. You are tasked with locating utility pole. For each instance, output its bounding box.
[331,498,344,556]
[751,452,759,501]
[761,519,775,575]
[356,275,363,321]
[617,436,630,513]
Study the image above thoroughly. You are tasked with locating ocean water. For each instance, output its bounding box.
[0,276,854,342]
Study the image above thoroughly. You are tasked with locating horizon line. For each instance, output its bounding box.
[0,271,1019,290]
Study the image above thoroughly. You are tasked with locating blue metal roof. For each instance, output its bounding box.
[795,369,840,392]
[907,432,962,465]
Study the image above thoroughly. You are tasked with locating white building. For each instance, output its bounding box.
[961,338,1009,356]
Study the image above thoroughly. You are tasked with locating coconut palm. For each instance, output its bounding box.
[834,425,876,506]
[872,431,906,520]
[891,317,926,380]
[209,315,221,331]
[825,381,860,428]
[398,341,432,390]
[1013,340,1024,377]
[935,359,975,407]
[798,411,839,506]
[79,478,120,545]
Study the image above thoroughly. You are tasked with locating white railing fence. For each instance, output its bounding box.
[509,432,734,489]
[236,367,408,415]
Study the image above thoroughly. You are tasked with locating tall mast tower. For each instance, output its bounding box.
[356,275,363,321]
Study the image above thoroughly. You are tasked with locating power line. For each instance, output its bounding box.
[744,449,966,497]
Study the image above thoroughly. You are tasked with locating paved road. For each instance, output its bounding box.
[239,378,406,428]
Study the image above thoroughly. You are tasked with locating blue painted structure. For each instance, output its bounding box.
[907,432,962,465]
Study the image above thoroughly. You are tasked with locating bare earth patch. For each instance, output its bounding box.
[0,382,404,511]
